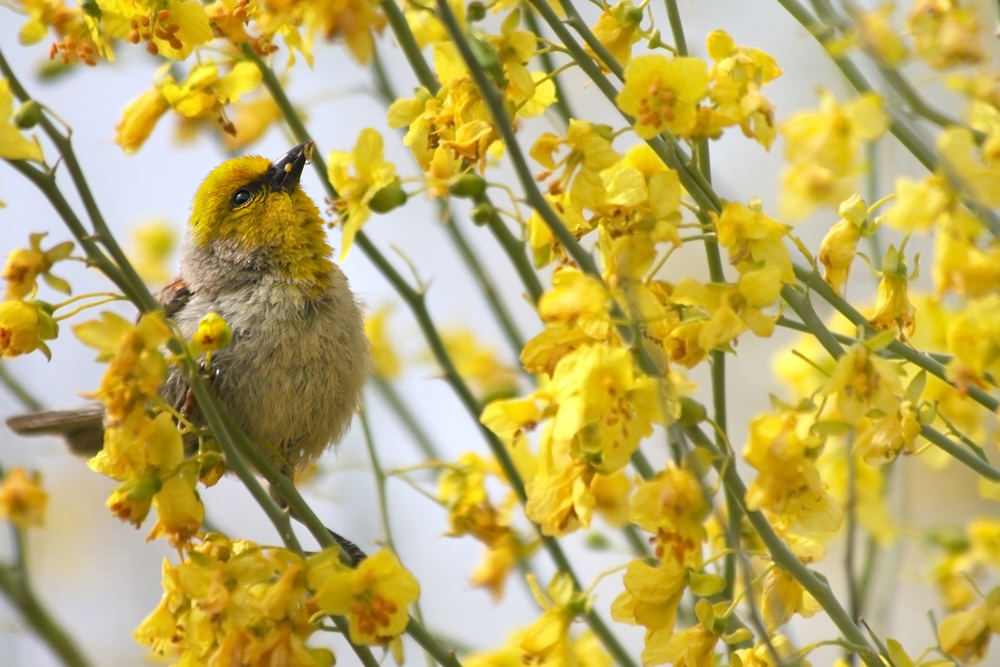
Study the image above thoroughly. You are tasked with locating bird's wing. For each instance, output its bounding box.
[158,277,193,318]
[6,405,106,455]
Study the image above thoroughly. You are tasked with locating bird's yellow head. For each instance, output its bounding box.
[188,142,333,286]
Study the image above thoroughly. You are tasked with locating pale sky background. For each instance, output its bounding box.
[0,1,997,666]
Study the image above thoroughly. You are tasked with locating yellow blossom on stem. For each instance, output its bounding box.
[300,0,386,65]
[885,174,951,233]
[549,344,661,474]
[711,200,793,282]
[853,401,922,464]
[190,312,232,367]
[823,344,904,422]
[733,635,806,667]
[97,0,212,59]
[584,1,643,71]
[759,566,817,631]
[907,0,983,69]
[631,465,708,565]
[74,311,171,423]
[818,192,869,295]
[114,88,169,155]
[938,587,1000,663]
[617,54,709,139]
[521,573,590,666]
[328,128,399,261]
[782,89,889,173]
[525,434,596,536]
[526,193,593,268]
[157,60,262,138]
[106,474,161,526]
[17,0,112,65]
[0,299,58,359]
[938,126,1000,207]
[706,30,782,149]
[869,243,917,339]
[946,294,1000,389]
[146,473,204,548]
[0,79,44,162]
[3,232,73,300]
[744,412,843,533]
[439,329,520,401]
[644,616,721,667]
[855,5,908,65]
[307,548,419,645]
[610,558,688,658]
[0,467,48,529]
[530,119,621,211]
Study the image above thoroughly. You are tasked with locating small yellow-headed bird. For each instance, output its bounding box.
[8,141,371,479]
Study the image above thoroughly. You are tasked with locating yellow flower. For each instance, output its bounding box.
[852,402,921,464]
[190,312,233,356]
[734,635,805,667]
[584,1,643,71]
[869,244,916,339]
[855,5,908,65]
[823,344,904,422]
[146,474,204,548]
[643,620,720,667]
[300,0,386,65]
[521,574,588,666]
[744,412,843,533]
[470,531,523,600]
[610,559,687,652]
[885,174,951,233]
[74,311,172,423]
[938,126,1000,207]
[946,294,1000,389]
[158,60,261,135]
[106,475,161,525]
[782,89,888,173]
[0,79,43,162]
[711,200,793,282]
[307,548,419,645]
[818,193,868,295]
[706,30,782,149]
[907,0,983,69]
[631,466,707,565]
[97,0,212,59]
[526,193,593,268]
[4,233,73,299]
[0,299,58,359]
[328,128,398,261]
[525,439,595,536]
[549,344,661,474]
[114,88,169,154]
[759,567,817,631]
[530,119,621,211]
[617,55,709,139]
[0,467,48,529]
[938,589,1000,663]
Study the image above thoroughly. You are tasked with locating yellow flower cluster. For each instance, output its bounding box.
[0,231,70,360]
[0,467,48,529]
[135,534,418,665]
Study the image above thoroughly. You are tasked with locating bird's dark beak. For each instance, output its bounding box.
[268,141,313,193]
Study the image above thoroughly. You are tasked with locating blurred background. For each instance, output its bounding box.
[0,0,997,664]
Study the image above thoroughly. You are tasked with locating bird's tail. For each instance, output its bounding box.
[7,405,106,456]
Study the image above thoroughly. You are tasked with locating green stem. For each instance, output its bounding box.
[380,0,439,94]
[522,3,574,124]
[0,562,93,667]
[0,364,44,411]
[683,425,882,667]
[359,406,438,667]
[663,0,689,55]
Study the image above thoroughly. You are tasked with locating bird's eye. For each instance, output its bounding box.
[231,188,253,207]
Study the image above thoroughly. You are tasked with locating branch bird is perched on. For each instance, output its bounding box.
[8,142,371,555]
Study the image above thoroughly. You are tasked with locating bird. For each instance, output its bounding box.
[7,141,372,558]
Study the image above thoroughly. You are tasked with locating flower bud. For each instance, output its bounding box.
[14,100,42,129]
[368,180,408,213]
[449,172,487,198]
[470,202,496,226]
